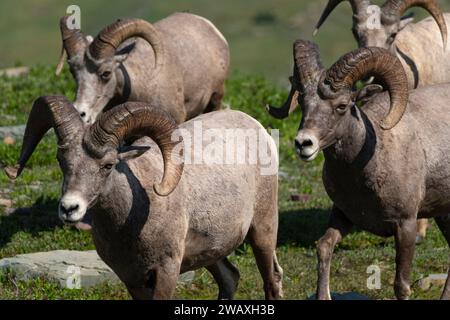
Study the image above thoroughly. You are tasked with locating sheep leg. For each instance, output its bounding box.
[206,257,241,299]
[248,227,283,300]
[393,218,417,300]
[434,215,450,300]
[126,262,181,300]
[415,219,428,244]
[316,206,352,300]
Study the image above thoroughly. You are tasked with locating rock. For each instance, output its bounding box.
[0,125,26,139]
[308,292,371,300]
[0,250,195,289]
[0,250,119,289]
[417,274,448,291]
[0,66,29,77]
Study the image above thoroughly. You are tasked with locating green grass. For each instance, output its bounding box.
[0,65,449,300]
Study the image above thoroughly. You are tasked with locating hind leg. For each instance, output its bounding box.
[248,221,283,300]
[434,215,450,300]
[416,219,428,244]
[206,257,240,299]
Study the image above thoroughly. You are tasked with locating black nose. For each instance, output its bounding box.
[60,203,79,216]
[295,137,313,150]
[80,112,86,118]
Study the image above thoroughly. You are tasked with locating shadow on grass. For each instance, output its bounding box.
[277,208,330,248]
[0,196,61,248]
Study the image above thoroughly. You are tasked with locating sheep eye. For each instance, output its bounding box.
[102,163,114,170]
[100,71,112,81]
[336,104,347,114]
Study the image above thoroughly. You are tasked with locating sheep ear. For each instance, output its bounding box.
[354,84,384,104]
[399,17,414,31]
[118,145,150,161]
[114,53,129,65]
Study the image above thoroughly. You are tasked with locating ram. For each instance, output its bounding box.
[274,0,448,243]
[56,12,229,124]
[314,0,448,89]
[269,40,450,300]
[5,97,282,300]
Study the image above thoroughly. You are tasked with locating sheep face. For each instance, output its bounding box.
[315,0,447,54]
[352,13,411,53]
[295,88,353,161]
[57,144,118,224]
[68,53,128,124]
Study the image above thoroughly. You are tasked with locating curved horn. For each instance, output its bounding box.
[56,16,87,75]
[293,40,325,91]
[382,0,447,49]
[321,47,408,129]
[85,102,183,196]
[4,96,84,179]
[266,76,300,119]
[314,0,368,35]
[266,40,324,119]
[88,19,163,74]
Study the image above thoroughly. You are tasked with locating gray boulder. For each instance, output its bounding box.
[417,274,448,291]
[0,124,25,139]
[0,250,195,289]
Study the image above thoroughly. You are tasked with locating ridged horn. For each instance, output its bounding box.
[266,40,324,119]
[84,102,183,196]
[88,19,163,73]
[321,47,409,130]
[56,16,87,75]
[4,96,84,179]
[314,0,370,35]
[382,0,447,49]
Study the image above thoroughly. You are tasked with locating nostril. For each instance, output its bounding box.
[295,138,313,150]
[80,112,86,118]
[301,139,313,148]
[61,204,79,216]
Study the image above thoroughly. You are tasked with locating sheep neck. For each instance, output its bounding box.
[323,106,370,166]
[91,163,142,230]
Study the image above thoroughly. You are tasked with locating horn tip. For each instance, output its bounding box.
[266,105,288,119]
[313,28,319,36]
[4,165,20,180]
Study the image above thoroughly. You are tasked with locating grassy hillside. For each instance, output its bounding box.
[0,66,449,299]
[1,0,449,84]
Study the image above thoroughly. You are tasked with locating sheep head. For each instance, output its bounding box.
[56,17,164,124]
[5,97,184,224]
[314,0,447,52]
[268,40,408,162]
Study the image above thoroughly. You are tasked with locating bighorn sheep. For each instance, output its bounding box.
[56,12,229,124]
[314,0,449,89]
[268,40,450,300]
[5,97,282,300]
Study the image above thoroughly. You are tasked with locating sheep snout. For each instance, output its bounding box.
[59,193,88,224]
[295,131,319,161]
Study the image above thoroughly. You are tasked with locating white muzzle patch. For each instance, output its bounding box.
[295,131,320,162]
[59,192,88,224]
